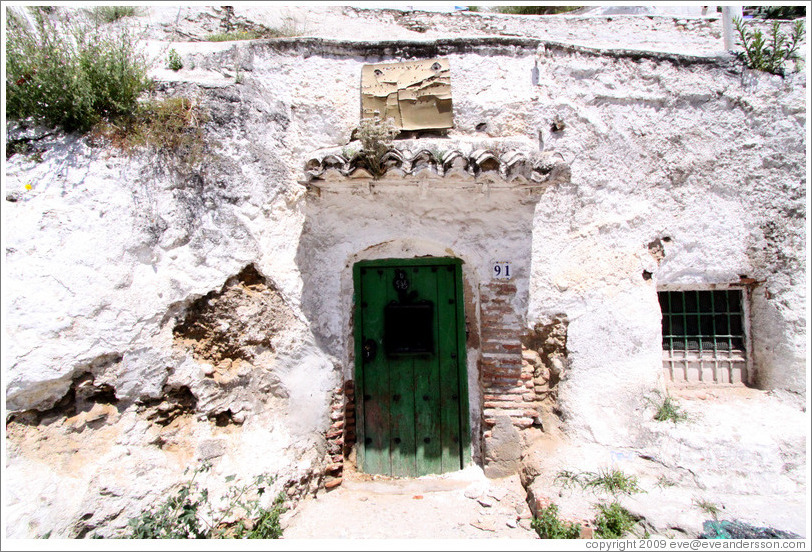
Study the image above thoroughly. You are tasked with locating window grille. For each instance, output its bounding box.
[658,289,747,384]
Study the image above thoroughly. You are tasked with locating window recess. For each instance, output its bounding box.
[658,289,748,384]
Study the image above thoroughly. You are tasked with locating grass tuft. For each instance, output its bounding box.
[648,393,689,424]
[87,6,141,24]
[693,498,723,520]
[556,467,644,497]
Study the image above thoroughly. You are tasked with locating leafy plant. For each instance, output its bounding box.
[594,501,637,539]
[5,8,150,132]
[648,393,689,424]
[356,113,399,178]
[167,48,183,71]
[556,467,644,497]
[125,462,286,539]
[127,463,210,538]
[733,17,805,75]
[531,503,582,539]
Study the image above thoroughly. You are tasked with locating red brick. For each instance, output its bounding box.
[481,376,522,383]
[484,401,539,410]
[481,329,521,339]
[324,477,343,489]
[481,386,526,394]
[483,408,527,417]
[484,305,515,314]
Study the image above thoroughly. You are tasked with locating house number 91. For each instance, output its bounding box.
[492,261,511,280]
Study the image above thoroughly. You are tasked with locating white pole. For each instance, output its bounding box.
[723,6,744,50]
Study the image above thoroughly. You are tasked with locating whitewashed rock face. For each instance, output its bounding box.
[3,6,806,538]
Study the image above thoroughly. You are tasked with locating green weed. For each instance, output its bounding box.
[167,48,183,71]
[207,30,262,42]
[531,503,582,539]
[87,6,141,24]
[693,498,723,520]
[125,462,285,539]
[556,467,643,497]
[734,17,805,75]
[594,502,637,539]
[649,393,689,424]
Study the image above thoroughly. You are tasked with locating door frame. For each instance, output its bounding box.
[352,256,471,474]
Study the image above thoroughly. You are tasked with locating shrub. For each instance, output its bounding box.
[733,17,805,75]
[531,503,582,539]
[594,502,636,539]
[5,9,150,132]
[91,96,210,174]
[125,463,286,539]
[167,48,183,71]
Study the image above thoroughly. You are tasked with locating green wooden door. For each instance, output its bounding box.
[353,258,470,477]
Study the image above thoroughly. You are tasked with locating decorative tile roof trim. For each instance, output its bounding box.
[304,147,571,189]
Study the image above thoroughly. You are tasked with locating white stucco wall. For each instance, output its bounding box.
[2,12,806,536]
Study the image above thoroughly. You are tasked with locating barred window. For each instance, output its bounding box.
[658,289,747,384]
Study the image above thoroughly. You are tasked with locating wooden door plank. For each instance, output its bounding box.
[438,264,463,472]
[412,265,443,476]
[387,266,417,477]
[353,263,365,472]
[388,356,417,477]
[360,266,391,476]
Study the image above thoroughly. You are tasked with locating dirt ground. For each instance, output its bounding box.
[281,465,537,539]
